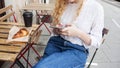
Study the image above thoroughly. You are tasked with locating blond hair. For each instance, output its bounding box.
[52,0,83,26]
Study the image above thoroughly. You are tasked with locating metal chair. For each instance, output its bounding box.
[87,28,109,68]
[0,5,17,22]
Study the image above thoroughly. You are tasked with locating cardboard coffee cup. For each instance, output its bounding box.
[23,12,33,27]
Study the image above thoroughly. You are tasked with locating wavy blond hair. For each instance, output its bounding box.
[52,0,83,26]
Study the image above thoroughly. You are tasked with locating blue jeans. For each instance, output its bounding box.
[33,36,89,68]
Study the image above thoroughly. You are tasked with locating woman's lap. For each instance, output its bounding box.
[33,36,88,68]
[33,49,87,68]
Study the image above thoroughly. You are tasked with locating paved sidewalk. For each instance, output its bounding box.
[103,0,120,7]
[86,0,120,68]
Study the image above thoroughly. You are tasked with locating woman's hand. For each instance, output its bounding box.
[52,23,63,35]
[60,23,91,45]
[52,28,61,35]
[61,24,80,37]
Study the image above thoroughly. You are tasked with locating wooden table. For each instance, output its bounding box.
[21,3,54,35]
[22,3,55,10]
[0,22,42,67]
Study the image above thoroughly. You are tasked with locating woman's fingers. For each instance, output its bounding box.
[61,27,69,32]
[61,32,68,36]
[60,30,68,36]
[60,28,69,36]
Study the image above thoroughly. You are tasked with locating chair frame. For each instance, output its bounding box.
[10,26,42,68]
[87,28,109,68]
[36,11,52,35]
[0,5,17,22]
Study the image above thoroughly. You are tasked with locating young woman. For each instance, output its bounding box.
[33,0,104,68]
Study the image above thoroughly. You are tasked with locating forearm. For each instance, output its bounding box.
[77,31,91,46]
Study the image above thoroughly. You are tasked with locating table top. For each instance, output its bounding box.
[0,22,41,62]
[22,3,55,10]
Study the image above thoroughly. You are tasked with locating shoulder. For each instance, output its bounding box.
[87,0,104,12]
[85,0,104,16]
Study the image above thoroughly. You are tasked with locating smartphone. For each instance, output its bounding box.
[50,26,64,29]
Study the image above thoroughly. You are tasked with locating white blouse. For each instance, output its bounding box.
[58,0,104,48]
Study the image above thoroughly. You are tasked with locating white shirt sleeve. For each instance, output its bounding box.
[89,5,104,48]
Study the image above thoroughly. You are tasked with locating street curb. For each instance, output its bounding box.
[103,0,120,8]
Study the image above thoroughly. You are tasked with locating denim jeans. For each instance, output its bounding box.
[33,36,89,68]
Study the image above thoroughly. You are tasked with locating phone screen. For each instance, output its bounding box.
[50,26,63,29]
